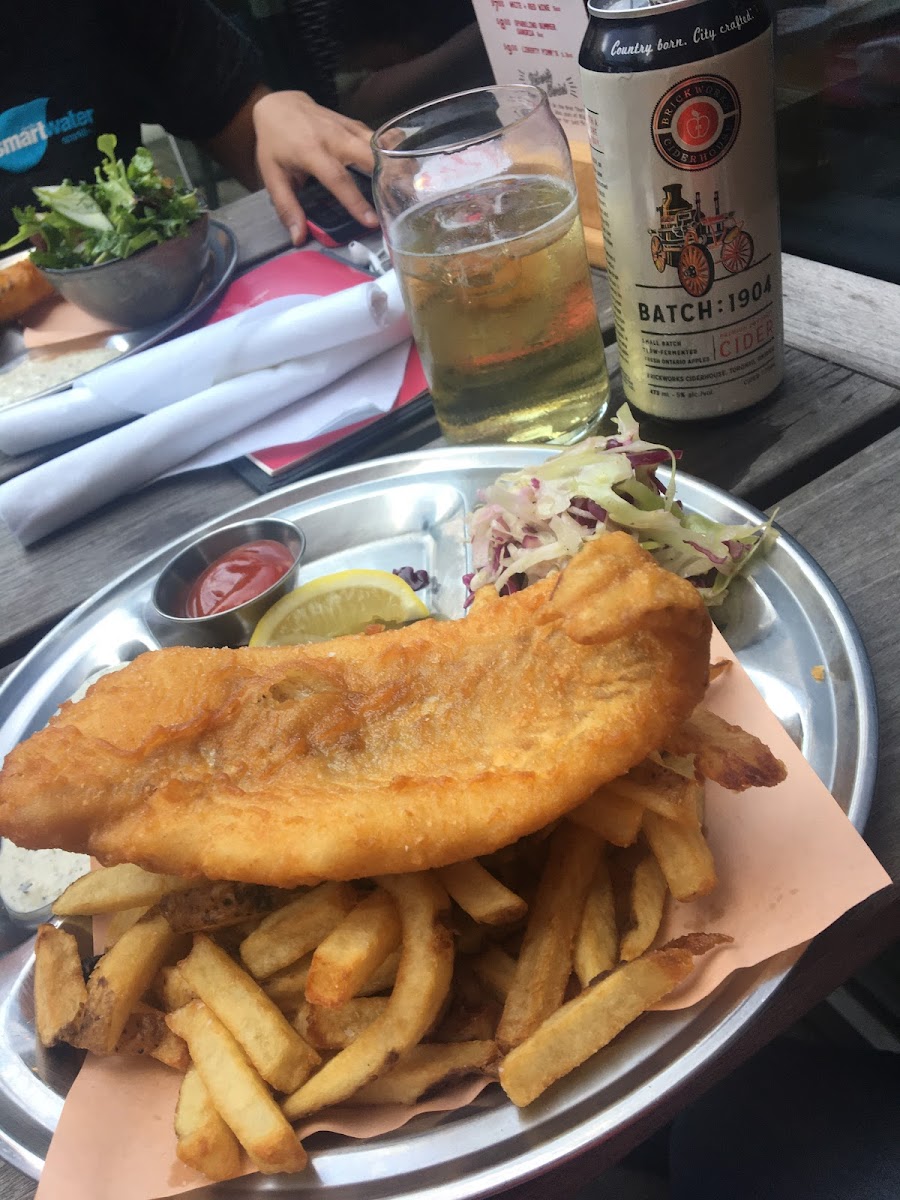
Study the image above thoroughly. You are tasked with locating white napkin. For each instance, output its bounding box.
[165,340,409,475]
[0,272,411,546]
[0,271,409,455]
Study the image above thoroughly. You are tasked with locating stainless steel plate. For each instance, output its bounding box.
[0,446,878,1194]
[0,221,238,410]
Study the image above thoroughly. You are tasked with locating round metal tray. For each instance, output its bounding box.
[0,446,878,1195]
[0,220,238,410]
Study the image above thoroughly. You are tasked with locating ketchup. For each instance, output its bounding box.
[184,540,296,618]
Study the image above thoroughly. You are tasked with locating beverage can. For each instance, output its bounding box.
[579,0,784,420]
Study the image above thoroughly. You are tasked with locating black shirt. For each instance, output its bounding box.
[0,0,263,241]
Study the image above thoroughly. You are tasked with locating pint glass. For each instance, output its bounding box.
[372,85,610,445]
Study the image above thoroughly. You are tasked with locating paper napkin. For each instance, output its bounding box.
[0,272,411,545]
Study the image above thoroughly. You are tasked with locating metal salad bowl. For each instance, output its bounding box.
[38,212,211,328]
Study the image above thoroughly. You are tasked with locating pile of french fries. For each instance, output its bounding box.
[33,698,783,1183]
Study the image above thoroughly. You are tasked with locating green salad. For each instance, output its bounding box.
[0,134,203,268]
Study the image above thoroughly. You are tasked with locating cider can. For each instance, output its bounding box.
[578,0,784,420]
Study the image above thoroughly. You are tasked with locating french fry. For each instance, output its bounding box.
[619,851,667,962]
[268,945,401,1014]
[496,823,599,1050]
[262,955,313,1013]
[240,882,357,980]
[53,864,190,917]
[282,872,454,1121]
[179,934,320,1093]
[33,924,87,1047]
[567,788,643,847]
[432,962,500,1043]
[304,888,400,1008]
[471,945,517,1002]
[434,996,500,1043]
[663,932,733,955]
[708,658,732,682]
[500,947,698,1106]
[352,1041,499,1105]
[158,882,273,934]
[643,809,717,902]
[116,1002,190,1070]
[355,947,401,995]
[300,997,390,1050]
[167,1000,307,1175]
[607,759,699,826]
[666,706,786,790]
[157,964,196,1012]
[573,852,618,988]
[174,1066,243,1182]
[292,1001,311,1040]
[106,905,151,947]
[78,913,177,1056]
[436,860,527,926]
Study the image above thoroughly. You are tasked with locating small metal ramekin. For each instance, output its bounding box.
[150,516,305,647]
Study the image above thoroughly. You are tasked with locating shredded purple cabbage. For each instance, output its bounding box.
[689,568,718,589]
[685,540,730,567]
[569,497,608,528]
[626,448,683,468]
[464,405,774,608]
[500,573,527,597]
[392,566,430,591]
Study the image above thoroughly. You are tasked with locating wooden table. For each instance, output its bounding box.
[0,189,898,1199]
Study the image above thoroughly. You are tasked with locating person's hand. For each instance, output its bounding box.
[252,91,379,245]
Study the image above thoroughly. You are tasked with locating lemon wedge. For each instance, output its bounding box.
[249,569,430,646]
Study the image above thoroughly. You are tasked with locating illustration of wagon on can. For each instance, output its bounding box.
[648,184,754,298]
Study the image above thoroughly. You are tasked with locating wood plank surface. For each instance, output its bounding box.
[214,188,291,270]
[632,344,900,511]
[0,466,254,667]
[0,1164,34,1200]
[1,171,899,1200]
[782,254,900,388]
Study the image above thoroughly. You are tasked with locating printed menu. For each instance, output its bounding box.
[471,0,591,139]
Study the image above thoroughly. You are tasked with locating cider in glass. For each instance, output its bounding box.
[374,86,610,445]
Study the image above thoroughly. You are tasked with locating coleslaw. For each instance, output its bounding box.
[466,405,774,607]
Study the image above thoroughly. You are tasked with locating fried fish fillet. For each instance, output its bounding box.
[0,534,711,886]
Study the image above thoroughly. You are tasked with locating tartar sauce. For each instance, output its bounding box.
[0,345,118,407]
[0,843,89,917]
[0,662,126,918]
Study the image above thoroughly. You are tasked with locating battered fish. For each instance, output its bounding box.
[0,534,711,885]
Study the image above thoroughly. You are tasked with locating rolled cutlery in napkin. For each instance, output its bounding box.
[0,270,407,456]
[0,273,411,545]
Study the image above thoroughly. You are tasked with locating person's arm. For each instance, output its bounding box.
[201,86,378,245]
[250,91,378,245]
[198,83,269,192]
[125,0,376,244]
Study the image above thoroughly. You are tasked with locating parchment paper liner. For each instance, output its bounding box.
[35,629,890,1199]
